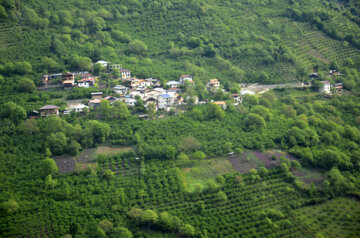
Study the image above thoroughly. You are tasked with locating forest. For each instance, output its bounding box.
[1,0,360,237]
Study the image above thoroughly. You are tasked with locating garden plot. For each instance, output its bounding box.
[54,146,133,174]
[229,150,297,173]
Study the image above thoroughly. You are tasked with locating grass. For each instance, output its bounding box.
[295,197,360,238]
[292,167,324,188]
[180,156,236,192]
[96,146,133,155]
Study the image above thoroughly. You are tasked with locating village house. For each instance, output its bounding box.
[241,89,255,96]
[96,60,109,68]
[309,72,318,78]
[231,94,243,103]
[144,97,158,109]
[185,95,199,105]
[123,97,136,107]
[114,85,128,95]
[207,79,221,92]
[158,94,174,110]
[41,73,63,86]
[70,104,89,113]
[167,87,181,93]
[120,69,131,79]
[166,81,181,88]
[38,105,59,117]
[179,75,193,84]
[28,110,39,119]
[77,78,95,88]
[319,81,331,94]
[333,83,343,90]
[88,99,101,108]
[130,79,150,88]
[214,101,227,109]
[62,80,75,89]
[104,96,118,105]
[329,70,341,76]
[62,72,75,82]
[91,92,103,99]
[302,81,312,87]
[145,78,159,86]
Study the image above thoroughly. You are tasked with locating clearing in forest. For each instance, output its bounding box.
[180,156,236,192]
[96,146,133,155]
[54,146,133,174]
[229,150,297,173]
[292,167,324,188]
[294,197,360,238]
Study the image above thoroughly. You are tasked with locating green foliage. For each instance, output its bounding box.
[47,132,67,155]
[244,113,266,131]
[0,101,26,125]
[17,78,35,93]
[0,199,19,215]
[192,151,206,160]
[40,158,59,178]
[178,136,201,153]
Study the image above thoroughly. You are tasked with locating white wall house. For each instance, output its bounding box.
[179,75,193,84]
[157,94,174,110]
[320,81,331,94]
[114,85,128,95]
[166,81,181,88]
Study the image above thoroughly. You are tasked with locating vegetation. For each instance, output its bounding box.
[1,0,360,237]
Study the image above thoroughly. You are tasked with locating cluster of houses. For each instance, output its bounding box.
[307,69,345,94]
[41,60,132,89]
[35,61,348,118]
[34,71,251,117]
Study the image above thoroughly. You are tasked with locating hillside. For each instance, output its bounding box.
[0,0,360,84]
[1,0,360,237]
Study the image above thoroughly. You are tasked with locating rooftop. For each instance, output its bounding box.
[39,105,59,110]
[209,79,220,84]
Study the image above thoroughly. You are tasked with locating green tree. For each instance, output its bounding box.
[283,106,297,118]
[99,220,113,233]
[84,120,110,145]
[42,57,59,72]
[92,63,106,76]
[45,174,57,189]
[178,136,201,153]
[244,113,266,131]
[40,158,59,178]
[100,100,111,119]
[71,56,92,71]
[181,224,195,236]
[192,151,206,160]
[113,101,130,120]
[69,141,81,156]
[251,105,272,120]
[127,40,148,56]
[147,103,156,120]
[0,101,26,125]
[103,169,114,180]
[47,132,67,155]
[141,209,158,228]
[112,227,133,238]
[217,190,228,202]
[18,78,35,93]
[128,207,143,223]
[206,103,225,120]
[0,199,19,215]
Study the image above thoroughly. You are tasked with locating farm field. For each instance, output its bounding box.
[54,146,134,174]
[294,197,360,238]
